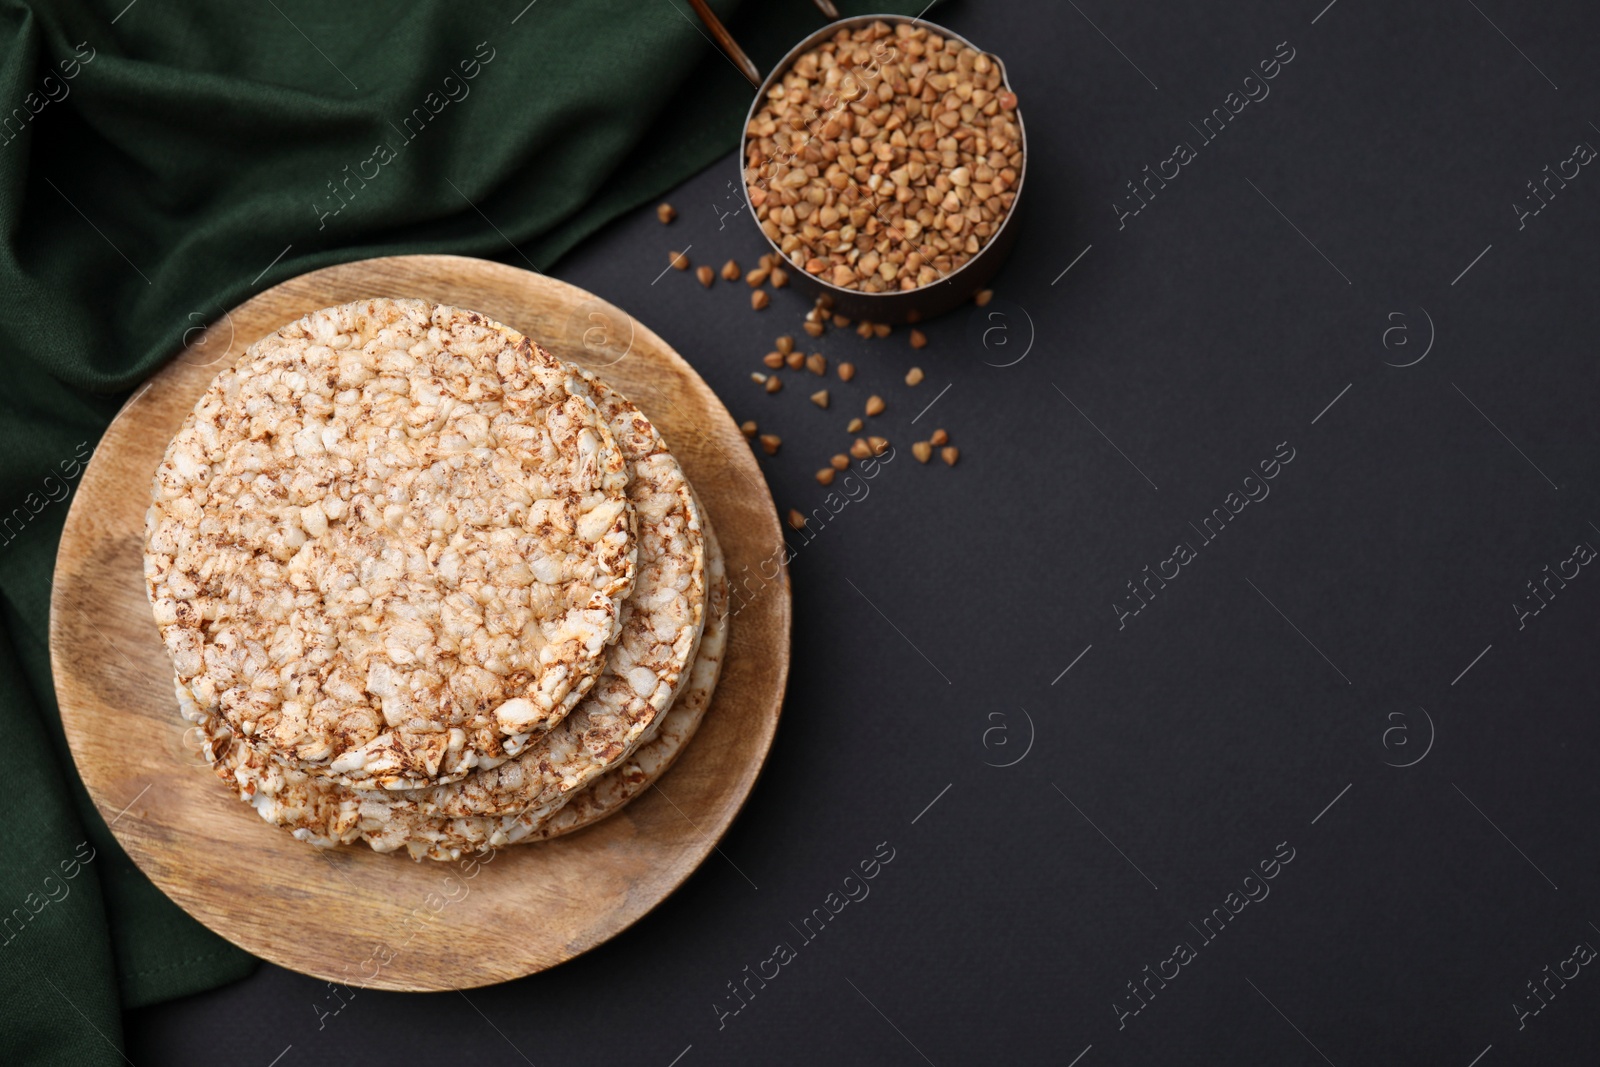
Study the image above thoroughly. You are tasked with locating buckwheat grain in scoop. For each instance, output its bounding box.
[743,20,1021,293]
[144,299,637,790]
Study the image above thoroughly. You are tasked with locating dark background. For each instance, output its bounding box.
[128,0,1600,1063]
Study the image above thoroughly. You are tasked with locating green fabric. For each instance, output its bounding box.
[0,0,926,1062]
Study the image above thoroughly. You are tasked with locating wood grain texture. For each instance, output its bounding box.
[49,255,790,992]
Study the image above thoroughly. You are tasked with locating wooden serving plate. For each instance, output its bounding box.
[49,255,790,992]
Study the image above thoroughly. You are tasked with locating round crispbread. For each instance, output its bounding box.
[185,368,715,857]
[147,300,636,790]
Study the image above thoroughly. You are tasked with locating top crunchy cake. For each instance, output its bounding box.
[144,299,636,789]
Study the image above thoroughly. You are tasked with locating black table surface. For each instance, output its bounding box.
[128,1,1600,1063]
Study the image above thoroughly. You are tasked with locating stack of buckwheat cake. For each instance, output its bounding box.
[144,299,728,861]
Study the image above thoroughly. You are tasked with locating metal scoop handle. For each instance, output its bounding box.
[685,0,839,87]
